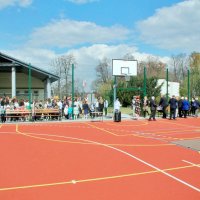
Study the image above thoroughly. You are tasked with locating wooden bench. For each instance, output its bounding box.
[33,108,61,121]
[5,109,31,121]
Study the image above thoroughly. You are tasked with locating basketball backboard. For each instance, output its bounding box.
[112,59,137,76]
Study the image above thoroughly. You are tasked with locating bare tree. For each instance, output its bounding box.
[96,57,112,83]
[138,56,166,78]
[50,54,77,98]
[190,52,200,96]
[170,54,189,82]
[50,58,62,98]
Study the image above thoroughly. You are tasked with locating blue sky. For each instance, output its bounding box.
[0,0,200,89]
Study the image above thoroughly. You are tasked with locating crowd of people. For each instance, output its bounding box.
[0,96,109,122]
[131,95,200,121]
[1,94,200,123]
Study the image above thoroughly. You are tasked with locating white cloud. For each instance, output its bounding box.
[67,0,98,5]
[137,0,200,52]
[28,19,130,48]
[0,0,32,9]
[3,48,57,70]
[3,44,169,90]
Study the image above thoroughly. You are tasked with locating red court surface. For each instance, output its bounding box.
[0,118,200,200]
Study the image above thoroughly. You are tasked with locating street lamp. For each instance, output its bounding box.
[28,63,32,109]
[187,66,190,101]
[166,65,169,101]
[72,63,75,120]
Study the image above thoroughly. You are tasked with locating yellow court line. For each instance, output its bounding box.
[0,163,199,192]
[15,126,173,147]
[103,121,149,126]
[86,123,119,136]
[86,122,193,139]
[86,122,159,139]
[119,127,200,138]
[87,123,200,140]
[16,123,198,145]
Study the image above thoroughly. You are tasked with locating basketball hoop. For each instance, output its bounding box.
[112,59,137,76]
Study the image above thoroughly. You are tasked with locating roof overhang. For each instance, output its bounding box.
[0,52,59,83]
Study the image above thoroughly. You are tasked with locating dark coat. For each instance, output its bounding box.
[149,99,157,111]
[178,99,183,108]
[168,98,177,109]
[159,97,168,107]
[194,100,200,109]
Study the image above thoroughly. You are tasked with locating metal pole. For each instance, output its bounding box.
[72,64,74,120]
[91,92,92,103]
[28,63,32,109]
[143,66,147,97]
[113,76,117,107]
[166,67,169,101]
[188,68,190,101]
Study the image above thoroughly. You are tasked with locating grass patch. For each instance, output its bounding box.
[107,107,133,115]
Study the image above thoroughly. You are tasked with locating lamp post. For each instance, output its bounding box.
[72,63,74,120]
[143,66,147,97]
[28,63,32,109]
[166,66,169,101]
[113,76,117,107]
[187,67,190,101]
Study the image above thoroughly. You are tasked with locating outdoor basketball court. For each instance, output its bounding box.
[0,118,200,200]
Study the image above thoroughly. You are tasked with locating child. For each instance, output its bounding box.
[0,106,6,123]
[68,106,73,120]
[73,105,79,120]
[64,104,69,119]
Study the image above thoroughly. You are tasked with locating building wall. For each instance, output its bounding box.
[0,72,44,88]
[157,79,180,97]
[0,72,45,100]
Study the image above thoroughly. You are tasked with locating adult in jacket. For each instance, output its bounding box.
[168,95,177,120]
[159,94,168,118]
[149,96,157,121]
[182,97,190,118]
[194,97,200,118]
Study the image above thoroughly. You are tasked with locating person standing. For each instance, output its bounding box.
[114,98,121,112]
[194,97,200,118]
[64,104,69,119]
[178,97,184,118]
[168,95,177,120]
[149,96,157,121]
[134,96,141,119]
[114,98,121,122]
[132,96,136,117]
[98,97,104,113]
[82,100,89,119]
[143,96,149,118]
[182,97,190,118]
[57,99,63,119]
[104,99,108,116]
[95,99,99,112]
[73,105,79,120]
[0,105,6,123]
[159,94,168,119]
[190,98,196,116]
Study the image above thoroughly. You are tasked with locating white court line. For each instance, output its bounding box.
[182,160,200,168]
[18,130,200,193]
